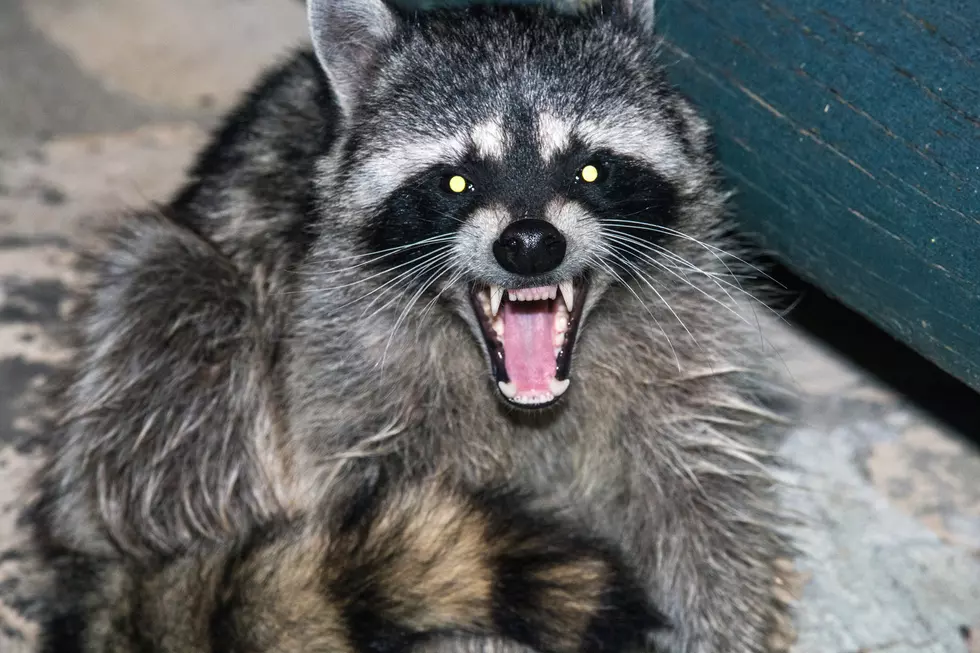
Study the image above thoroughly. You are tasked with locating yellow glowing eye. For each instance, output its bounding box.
[448,175,469,193]
[580,164,600,183]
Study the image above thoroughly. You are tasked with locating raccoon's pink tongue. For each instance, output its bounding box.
[502,299,555,393]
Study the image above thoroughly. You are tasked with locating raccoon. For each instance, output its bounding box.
[39,476,665,653]
[34,1,795,652]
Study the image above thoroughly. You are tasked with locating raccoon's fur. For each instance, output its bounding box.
[34,1,795,652]
[39,476,664,653]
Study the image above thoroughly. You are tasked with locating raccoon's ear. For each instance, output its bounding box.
[590,0,656,33]
[308,0,401,117]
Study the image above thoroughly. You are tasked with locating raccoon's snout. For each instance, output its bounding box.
[467,216,590,410]
[493,219,566,276]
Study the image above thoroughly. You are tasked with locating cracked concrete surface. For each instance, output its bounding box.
[0,1,977,651]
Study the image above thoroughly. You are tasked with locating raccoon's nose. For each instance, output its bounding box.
[493,219,567,276]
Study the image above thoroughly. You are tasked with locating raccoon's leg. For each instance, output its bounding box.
[34,211,289,561]
[40,479,667,653]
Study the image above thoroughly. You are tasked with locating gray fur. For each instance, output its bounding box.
[34,1,797,652]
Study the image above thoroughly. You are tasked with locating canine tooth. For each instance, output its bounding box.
[549,378,571,397]
[559,281,575,311]
[498,381,518,399]
[490,285,504,316]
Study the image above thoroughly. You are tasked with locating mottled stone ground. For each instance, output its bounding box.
[0,1,977,652]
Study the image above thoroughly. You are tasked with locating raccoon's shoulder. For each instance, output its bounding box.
[169,48,337,258]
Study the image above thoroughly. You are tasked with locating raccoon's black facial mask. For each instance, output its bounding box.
[363,145,678,409]
[364,162,591,408]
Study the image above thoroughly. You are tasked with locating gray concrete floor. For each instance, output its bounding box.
[0,1,977,651]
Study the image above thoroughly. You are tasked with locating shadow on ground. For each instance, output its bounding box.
[774,263,979,442]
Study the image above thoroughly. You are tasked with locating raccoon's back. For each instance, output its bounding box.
[169,48,335,263]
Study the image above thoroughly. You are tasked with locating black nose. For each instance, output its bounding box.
[493,219,567,276]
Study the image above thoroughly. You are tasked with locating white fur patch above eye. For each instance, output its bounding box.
[352,135,468,206]
[471,118,508,160]
[536,112,572,162]
[578,117,686,178]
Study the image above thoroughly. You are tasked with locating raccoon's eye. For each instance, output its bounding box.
[441,174,472,194]
[578,162,605,184]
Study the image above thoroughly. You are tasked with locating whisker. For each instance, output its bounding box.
[294,244,454,295]
[600,226,784,336]
[605,231,791,331]
[600,219,781,286]
[603,233,796,376]
[600,232,797,387]
[587,252,681,371]
[304,233,457,267]
[417,267,464,326]
[379,258,457,373]
[603,232,750,325]
[601,247,702,351]
[355,250,456,319]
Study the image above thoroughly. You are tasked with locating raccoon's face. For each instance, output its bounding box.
[310,0,723,409]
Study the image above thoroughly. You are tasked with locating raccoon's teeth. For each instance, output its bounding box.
[492,316,504,338]
[554,314,568,333]
[553,332,564,347]
[508,286,560,302]
[513,392,553,405]
[558,281,575,312]
[489,285,504,316]
[549,378,571,397]
[498,381,518,399]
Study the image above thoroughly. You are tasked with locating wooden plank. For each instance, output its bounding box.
[655,0,980,391]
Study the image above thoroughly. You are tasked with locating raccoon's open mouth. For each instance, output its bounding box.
[471,280,587,408]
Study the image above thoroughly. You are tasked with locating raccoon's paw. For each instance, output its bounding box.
[477,493,668,653]
[491,543,667,653]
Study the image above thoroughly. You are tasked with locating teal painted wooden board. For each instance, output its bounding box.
[655,0,980,391]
